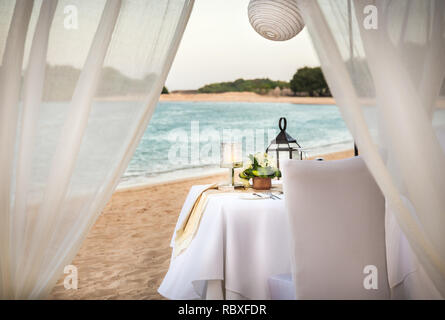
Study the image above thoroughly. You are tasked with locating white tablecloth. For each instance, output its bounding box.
[158,185,291,300]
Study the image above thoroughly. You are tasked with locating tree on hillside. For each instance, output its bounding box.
[197,78,289,94]
[162,86,169,94]
[290,67,331,97]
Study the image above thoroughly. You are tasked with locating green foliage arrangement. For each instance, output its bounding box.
[197,78,289,94]
[290,66,331,97]
[239,153,281,180]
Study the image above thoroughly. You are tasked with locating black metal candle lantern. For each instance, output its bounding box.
[266,117,302,169]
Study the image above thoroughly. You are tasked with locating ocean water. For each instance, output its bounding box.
[120,101,354,187]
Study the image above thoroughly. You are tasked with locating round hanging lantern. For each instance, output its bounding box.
[248,0,305,41]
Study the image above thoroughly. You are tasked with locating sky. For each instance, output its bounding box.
[0,0,320,91]
[165,0,320,91]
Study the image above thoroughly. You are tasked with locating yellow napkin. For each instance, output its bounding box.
[173,184,219,257]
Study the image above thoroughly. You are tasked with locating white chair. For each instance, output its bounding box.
[269,156,390,299]
[268,274,296,300]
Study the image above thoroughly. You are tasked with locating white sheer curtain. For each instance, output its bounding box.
[299,0,445,298]
[0,0,194,299]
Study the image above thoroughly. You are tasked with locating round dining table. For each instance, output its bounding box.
[158,184,291,300]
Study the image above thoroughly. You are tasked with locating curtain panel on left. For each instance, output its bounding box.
[0,0,194,299]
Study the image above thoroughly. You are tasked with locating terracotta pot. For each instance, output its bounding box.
[252,177,272,190]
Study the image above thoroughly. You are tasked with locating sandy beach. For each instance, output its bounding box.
[161,91,336,104]
[161,92,445,108]
[99,91,445,108]
[96,91,336,105]
[49,149,354,300]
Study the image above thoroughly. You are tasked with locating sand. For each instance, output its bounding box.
[159,91,336,105]
[49,149,354,300]
[160,92,445,108]
[95,91,336,104]
[100,91,445,109]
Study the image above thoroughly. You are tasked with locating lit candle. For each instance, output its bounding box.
[220,142,242,168]
[220,142,243,187]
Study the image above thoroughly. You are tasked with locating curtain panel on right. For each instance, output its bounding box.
[299,0,445,298]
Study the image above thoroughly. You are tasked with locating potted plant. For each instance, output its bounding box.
[239,153,281,190]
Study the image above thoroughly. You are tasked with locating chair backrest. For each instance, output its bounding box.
[282,156,389,299]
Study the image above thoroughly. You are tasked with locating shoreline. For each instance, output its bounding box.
[96,91,336,105]
[159,91,336,104]
[116,149,354,192]
[94,91,445,108]
[116,168,226,193]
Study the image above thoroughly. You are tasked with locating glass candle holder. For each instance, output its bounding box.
[220,142,243,186]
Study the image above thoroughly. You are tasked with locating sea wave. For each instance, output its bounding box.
[119,101,354,186]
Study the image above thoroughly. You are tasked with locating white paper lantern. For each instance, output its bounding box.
[248,0,305,41]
